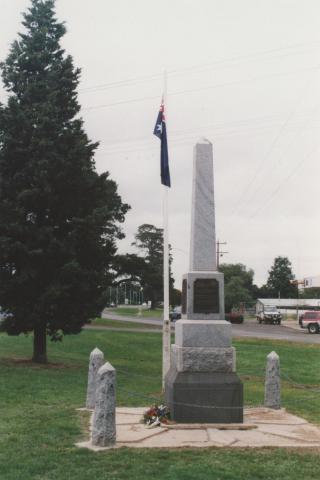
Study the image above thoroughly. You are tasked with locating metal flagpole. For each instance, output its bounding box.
[162,70,171,390]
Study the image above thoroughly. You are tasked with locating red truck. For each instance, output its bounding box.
[301,311,320,334]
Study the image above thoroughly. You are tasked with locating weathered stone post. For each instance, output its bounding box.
[264,351,281,409]
[92,362,116,447]
[86,348,104,409]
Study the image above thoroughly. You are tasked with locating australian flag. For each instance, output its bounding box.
[153,101,171,187]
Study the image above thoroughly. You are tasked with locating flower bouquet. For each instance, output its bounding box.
[143,404,170,428]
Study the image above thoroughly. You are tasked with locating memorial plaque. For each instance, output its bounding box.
[193,278,219,314]
[181,279,187,315]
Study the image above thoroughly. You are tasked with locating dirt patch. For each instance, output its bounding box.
[0,357,81,369]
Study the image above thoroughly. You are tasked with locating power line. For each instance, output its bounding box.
[82,65,319,112]
[94,129,318,160]
[229,104,320,224]
[223,140,319,232]
[79,73,161,94]
[78,41,320,95]
[94,111,319,154]
[168,41,320,77]
[247,142,320,219]
[94,119,319,158]
[224,65,320,228]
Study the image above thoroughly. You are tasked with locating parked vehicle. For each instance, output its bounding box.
[169,306,182,321]
[0,308,12,325]
[256,305,282,325]
[301,311,320,334]
[225,312,244,324]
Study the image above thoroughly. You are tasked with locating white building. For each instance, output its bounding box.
[301,275,320,289]
[256,298,320,315]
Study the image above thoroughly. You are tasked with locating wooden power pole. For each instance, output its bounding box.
[216,240,228,270]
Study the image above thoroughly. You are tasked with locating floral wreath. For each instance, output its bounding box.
[143,405,170,427]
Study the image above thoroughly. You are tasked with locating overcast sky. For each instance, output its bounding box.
[2,0,320,287]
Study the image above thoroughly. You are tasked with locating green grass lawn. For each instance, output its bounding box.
[109,307,163,318]
[0,330,320,480]
[90,317,159,329]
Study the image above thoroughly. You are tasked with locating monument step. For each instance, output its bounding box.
[172,345,236,373]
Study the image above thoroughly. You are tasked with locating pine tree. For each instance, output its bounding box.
[132,224,175,309]
[266,256,297,298]
[0,0,129,362]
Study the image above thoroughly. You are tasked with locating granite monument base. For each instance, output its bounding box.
[165,369,243,423]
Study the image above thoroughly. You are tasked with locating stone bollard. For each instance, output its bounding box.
[264,351,281,409]
[92,362,116,447]
[86,348,104,409]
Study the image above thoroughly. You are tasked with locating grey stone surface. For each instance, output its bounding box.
[86,347,104,409]
[189,139,216,272]
[165,369,243,423]
[232,348,237,373]
[92,362,116,447]
[172,344,235,372]
[175,320,231,348]
[182,271,225,320]
[264,351,281,409]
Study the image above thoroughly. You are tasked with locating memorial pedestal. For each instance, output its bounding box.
[165,370,243,423]
[165,320,243,423]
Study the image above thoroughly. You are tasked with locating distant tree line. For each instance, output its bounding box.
[220,256,299,313]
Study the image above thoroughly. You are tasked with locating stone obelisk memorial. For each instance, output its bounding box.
[165,139,243,423]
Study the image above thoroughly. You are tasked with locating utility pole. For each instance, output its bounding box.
[216,240,228,270]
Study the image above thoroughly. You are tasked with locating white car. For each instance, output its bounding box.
[169,306,182,321]
[257,305,282,325]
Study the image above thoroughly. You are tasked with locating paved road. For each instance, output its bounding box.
[86,325,163,334]
[100,311,320,345]
[231,322,320,344]
[101,311,162,326]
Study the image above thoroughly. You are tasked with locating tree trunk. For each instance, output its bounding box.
[32,324,48,363]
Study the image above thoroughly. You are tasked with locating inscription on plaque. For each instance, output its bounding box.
[181,279,187,315]
[193,278,219,314]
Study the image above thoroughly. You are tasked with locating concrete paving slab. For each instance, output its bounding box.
[234,429,311,447]
[116,408,147,425]
[117,424,168,443]
[258,423,320,443]
[137,428,209,448]
[207,429,239,446]
[76,406,320,450]
[244,407,308,425]
[117,407,146,415]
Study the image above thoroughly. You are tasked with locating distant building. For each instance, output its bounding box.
[256,298,320,314]
[300,275,320,289]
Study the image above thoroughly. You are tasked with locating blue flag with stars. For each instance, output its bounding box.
[153,101,171,187]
